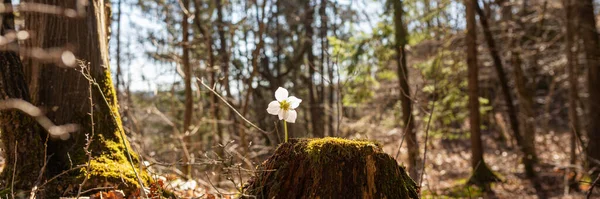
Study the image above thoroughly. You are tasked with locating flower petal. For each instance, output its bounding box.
[278,109,287,120]
[275,87,289,102]
[287,96,302,109]
[286,110,298,123]
[266,101,280,115]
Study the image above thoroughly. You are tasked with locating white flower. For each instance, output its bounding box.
[266,87,302,123]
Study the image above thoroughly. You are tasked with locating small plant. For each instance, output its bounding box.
[267,87,302,142]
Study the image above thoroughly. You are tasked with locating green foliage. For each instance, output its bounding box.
[415,50,492,140]
[330,22,396,106]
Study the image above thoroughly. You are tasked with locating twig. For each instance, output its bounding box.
[205,172,225,197]
[79,186,117,196]
[197,78,268,135]
[11,141,17,199]
[420,49,443,188]
[29,137,51,199]
[38,165,86,188]
[77,65,97,198]
[587,174,600,199]
[396,102,417,159]
[150,106,193,172]
[79,64,147,197]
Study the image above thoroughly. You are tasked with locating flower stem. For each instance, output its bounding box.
[284,120,288,142]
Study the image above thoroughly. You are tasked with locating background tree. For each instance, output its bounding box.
[579,0,600,180]
[392,0,420,180]
[465,0,498,188]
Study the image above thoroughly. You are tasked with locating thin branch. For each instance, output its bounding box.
[197,78,268,135]
[587,174,600,198]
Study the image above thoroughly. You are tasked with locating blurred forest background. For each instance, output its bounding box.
[103,0,600,197]
[3,0,600,198]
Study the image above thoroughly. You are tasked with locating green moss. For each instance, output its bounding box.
[80,135,151,188]
[42,66,152,197]
[443,184,484,198]
[304,137,380,163]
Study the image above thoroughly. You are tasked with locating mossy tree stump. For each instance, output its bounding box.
[244,137,419,198]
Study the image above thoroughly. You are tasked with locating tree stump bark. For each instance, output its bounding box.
[244,137,419,199]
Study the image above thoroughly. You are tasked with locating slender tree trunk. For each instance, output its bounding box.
[465,0,497,188]
[579,0,600,178]
[514,1,545,166]
[21,0,149,196]
[563,0,581,192]
[319,0,329,137]
[392,0,420,180]
[474,2,545,196]
[181,0,194,178]
[193,0,213,149]
[0,0,45,191]
[215,0,240,151]
[305,0,324,138]
[474,3,522,154]
[115,0,122,100]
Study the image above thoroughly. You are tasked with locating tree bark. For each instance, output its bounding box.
[19,0,150,196]
[0,0,45,191]
[392,0,420,180]
[578,0,600,178]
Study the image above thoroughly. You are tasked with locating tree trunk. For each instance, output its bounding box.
[215,0,241,153]
[319,0,330,137]
[0,0,45,191]
[563,0,581,192]
[475,4,544,195]
[465,0,498,188]
[512,1,542,166]
[579,0,600,178]
[193,0,214,149]
[305,0,324,138]
[392,0,420,180]
[115,0,122,99]
[475,3,522,155]
[20,0,150,196]
[181,0,193,178]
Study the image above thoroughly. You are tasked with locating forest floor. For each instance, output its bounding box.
[0,116,592,198]
[140,112,591,199]
[376,120,590,199]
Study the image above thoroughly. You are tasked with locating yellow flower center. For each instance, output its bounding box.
[280,100,291,111]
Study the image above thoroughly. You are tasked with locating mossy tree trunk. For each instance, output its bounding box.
[0,0,46,192]
[2,0,150,197]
